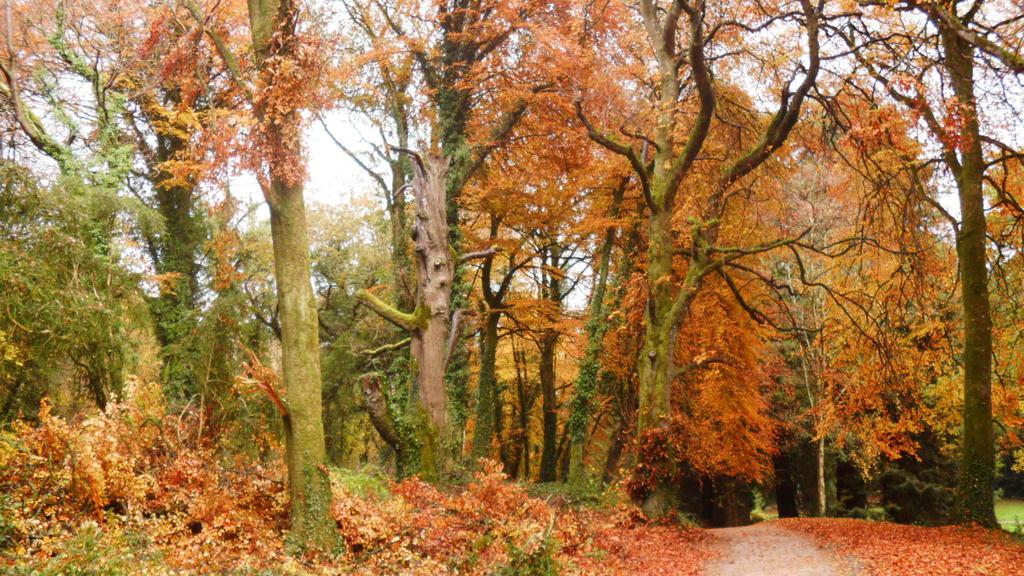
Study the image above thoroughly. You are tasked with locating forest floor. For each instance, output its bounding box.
[704,522,858,576]
[4,395,1024,575]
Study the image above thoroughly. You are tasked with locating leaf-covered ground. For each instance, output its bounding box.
[3,389,1022,574]
[0,386,713,574]
[779,518,1024,576]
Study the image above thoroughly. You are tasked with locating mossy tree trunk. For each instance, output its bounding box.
[266,181,337,550]
[938,21,996,528]
[636,203,714,516]
[847,3,1000,527]
[246,0,338,552]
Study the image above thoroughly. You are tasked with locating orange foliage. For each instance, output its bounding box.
[674,284,781,482]
[0,381,290,570]
[0,384,712,574]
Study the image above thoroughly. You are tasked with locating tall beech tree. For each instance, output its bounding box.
[186,0,339,549]
[575,0,824,514]
[836,0,1024,527]
[245,0,337,550]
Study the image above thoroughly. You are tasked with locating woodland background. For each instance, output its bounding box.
[0,0,1023,574]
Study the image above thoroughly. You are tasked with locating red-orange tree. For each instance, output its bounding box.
[572,0,826,515]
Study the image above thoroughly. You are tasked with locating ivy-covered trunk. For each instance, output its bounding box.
[148,174,203,398]
[939,23,997,528]
[567,179,624,484]
[471,311,501,460]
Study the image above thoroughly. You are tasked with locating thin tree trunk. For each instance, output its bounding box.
[816,435,827,516]
[471,311,501,460]
[603,414,627,485]
[512,340,532,480]
[567,178,625,484]
[538,332,559,482]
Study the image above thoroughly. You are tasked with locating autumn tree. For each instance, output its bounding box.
[185,0,339,550]
[574,0,825,515]
[833,0,1024,526]
[348,0,558,477]
[0,0,250,412]
[0,0,164,407]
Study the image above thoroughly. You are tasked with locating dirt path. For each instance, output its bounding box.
[704,522,860,576]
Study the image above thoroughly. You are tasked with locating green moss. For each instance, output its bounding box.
[285,462,344,557]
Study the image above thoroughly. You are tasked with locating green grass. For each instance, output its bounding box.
[329,465,392,500]
[996,499,1024,532]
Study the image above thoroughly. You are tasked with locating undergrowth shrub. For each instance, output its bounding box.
[0,384,707,574]
[0,379,290,572]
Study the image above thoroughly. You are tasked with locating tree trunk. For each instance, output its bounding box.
[816,435,827,516]
[357,151,455,479]
[266,181,336,551]
[146,130,203,400]
[939,24,996,528]
[408,152,455,478]
[513,342,532,480]
[603,414,628,485]
[637,208,676,436]
[471,311,501,460]
[635,205,704,515]
[538,331,559,482]
[247,0,338,552]
[389,111,415,312]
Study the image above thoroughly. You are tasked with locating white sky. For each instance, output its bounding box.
[230,111,374,213]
